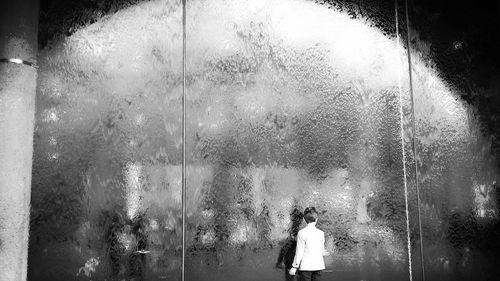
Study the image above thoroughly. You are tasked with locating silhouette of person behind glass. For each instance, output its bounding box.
[276,207,302,281]
[103,209,126,278]
[128,213,148,281]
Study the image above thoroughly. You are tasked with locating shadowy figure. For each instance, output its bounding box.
[129,213,149,281]
[102,210,126,278]
[276,208,302,281]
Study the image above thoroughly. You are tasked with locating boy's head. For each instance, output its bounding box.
[303,207,318,223]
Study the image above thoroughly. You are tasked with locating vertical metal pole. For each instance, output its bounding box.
[404,0,426,280]
[181,0,187,281]
[395,1,413,280]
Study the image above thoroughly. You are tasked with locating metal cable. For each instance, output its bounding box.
[404,0,426,280]
[181,0,187,280]
[395,1,414,280]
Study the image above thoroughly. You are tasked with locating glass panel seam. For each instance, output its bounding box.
[395,1,414,280]
[181,0,187,281]
[404,0,426,280]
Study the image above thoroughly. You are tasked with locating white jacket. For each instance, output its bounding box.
[292,222,326,271]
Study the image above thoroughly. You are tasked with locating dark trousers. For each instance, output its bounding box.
[298,270,322,281]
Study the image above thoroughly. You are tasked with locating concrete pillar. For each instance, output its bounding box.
[0,1,39,280]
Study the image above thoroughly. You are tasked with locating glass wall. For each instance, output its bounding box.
[408,0,500,280]
[30,0,183,280]
[33,0,500,280]
[184,0,416,281]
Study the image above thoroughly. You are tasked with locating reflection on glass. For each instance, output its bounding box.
[408,1,500,280]
[28,0,451,280]
[30,0,183,280]
[186,0,413,280]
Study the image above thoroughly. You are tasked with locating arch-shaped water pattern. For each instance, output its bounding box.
[29,0,498,281]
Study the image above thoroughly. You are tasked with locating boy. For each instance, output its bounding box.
[288,207,325,281]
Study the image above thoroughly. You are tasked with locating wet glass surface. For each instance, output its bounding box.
[33,0,500,280]
[184,0,413,280]
[30,1,183,280]
[408,1,500,280]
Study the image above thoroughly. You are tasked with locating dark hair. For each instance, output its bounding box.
[303,207,318,223]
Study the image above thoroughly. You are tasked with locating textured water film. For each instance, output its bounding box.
[185,0,414,280]
[408,1,500,280]
[30,0,430,280]
[30,1,183,280]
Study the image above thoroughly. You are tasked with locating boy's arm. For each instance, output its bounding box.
[291,232,306,269]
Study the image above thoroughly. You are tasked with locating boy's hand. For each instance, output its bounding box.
[289,268,297,275]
